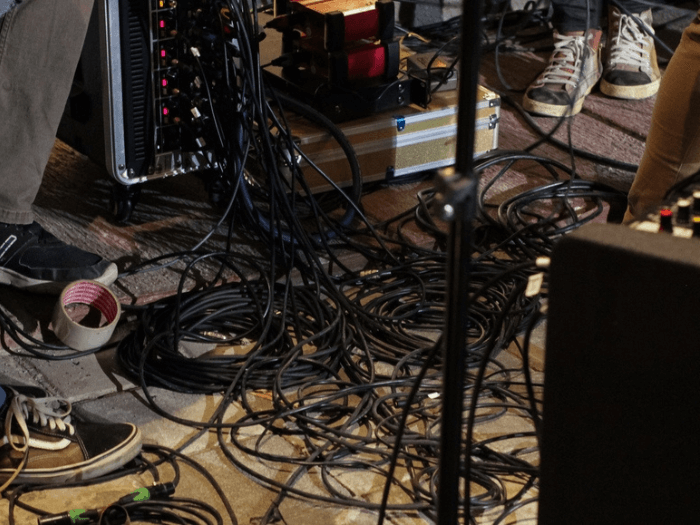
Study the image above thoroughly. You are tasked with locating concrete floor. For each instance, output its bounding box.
[0,125,546,525]
[1,321,546,525]
[0,134,545,524]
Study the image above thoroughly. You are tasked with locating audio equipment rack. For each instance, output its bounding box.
[59,0,233,221]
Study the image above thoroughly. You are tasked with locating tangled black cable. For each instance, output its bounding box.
[4,444,237,525]
[0,2,643,525]
[118,258,349,401]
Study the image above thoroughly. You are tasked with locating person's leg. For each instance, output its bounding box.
[523,0,604,117]
[0,0,94,224]
[0,0,119,293]
[601,0,660,100]
[624,11,700,222]
[617,0,651,13]
[552,0,603,33]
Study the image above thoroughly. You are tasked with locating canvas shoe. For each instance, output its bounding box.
[0,387,142,490]
[0,384,48,401]
[0,221,118,294]
[601,7,660,99]
[523,29,603,117]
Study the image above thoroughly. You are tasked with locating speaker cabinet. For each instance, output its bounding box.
[539,223,700,524]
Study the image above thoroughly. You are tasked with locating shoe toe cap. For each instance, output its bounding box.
[526,86,577,106]
[604,70,652,87]
[77,421,142,460]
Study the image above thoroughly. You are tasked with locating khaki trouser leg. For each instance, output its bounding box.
[0,0,94,224]
[625,11,700,222]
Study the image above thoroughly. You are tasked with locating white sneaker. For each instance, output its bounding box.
[601,7,660,99]
[523,29,603,117]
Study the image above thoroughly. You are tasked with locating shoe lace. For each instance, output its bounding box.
[539,33,586,88]
[1,391,76,491]
[609,13,651,69]
[5,393,76,451]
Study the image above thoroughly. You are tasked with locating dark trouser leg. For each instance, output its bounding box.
[624,11,700,221]
[0,0,94,224]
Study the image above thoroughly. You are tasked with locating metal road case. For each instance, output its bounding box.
[274,85,500,193]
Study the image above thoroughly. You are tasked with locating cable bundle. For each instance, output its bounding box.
[118,268,348,396]
[0,2,645,524]
[5,444,237,525]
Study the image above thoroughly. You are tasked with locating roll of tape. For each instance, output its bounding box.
[52,280,121,351]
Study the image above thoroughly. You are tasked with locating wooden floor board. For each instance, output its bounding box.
[1,40,657,341]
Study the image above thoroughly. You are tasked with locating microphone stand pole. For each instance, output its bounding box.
[436,0,484,523]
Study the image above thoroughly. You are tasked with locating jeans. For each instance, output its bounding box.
[0,0,94,225]
[553,0,651,32]
[624,11,700,221]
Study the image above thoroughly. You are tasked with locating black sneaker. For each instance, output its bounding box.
[0,387,142,490]
[0,222,118,294]
[0,384,48,400]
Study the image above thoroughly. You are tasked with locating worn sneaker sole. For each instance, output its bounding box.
[523,95,585,117]
[0,423,141,486]
[0,262,118,294]
[600,78,660,100]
